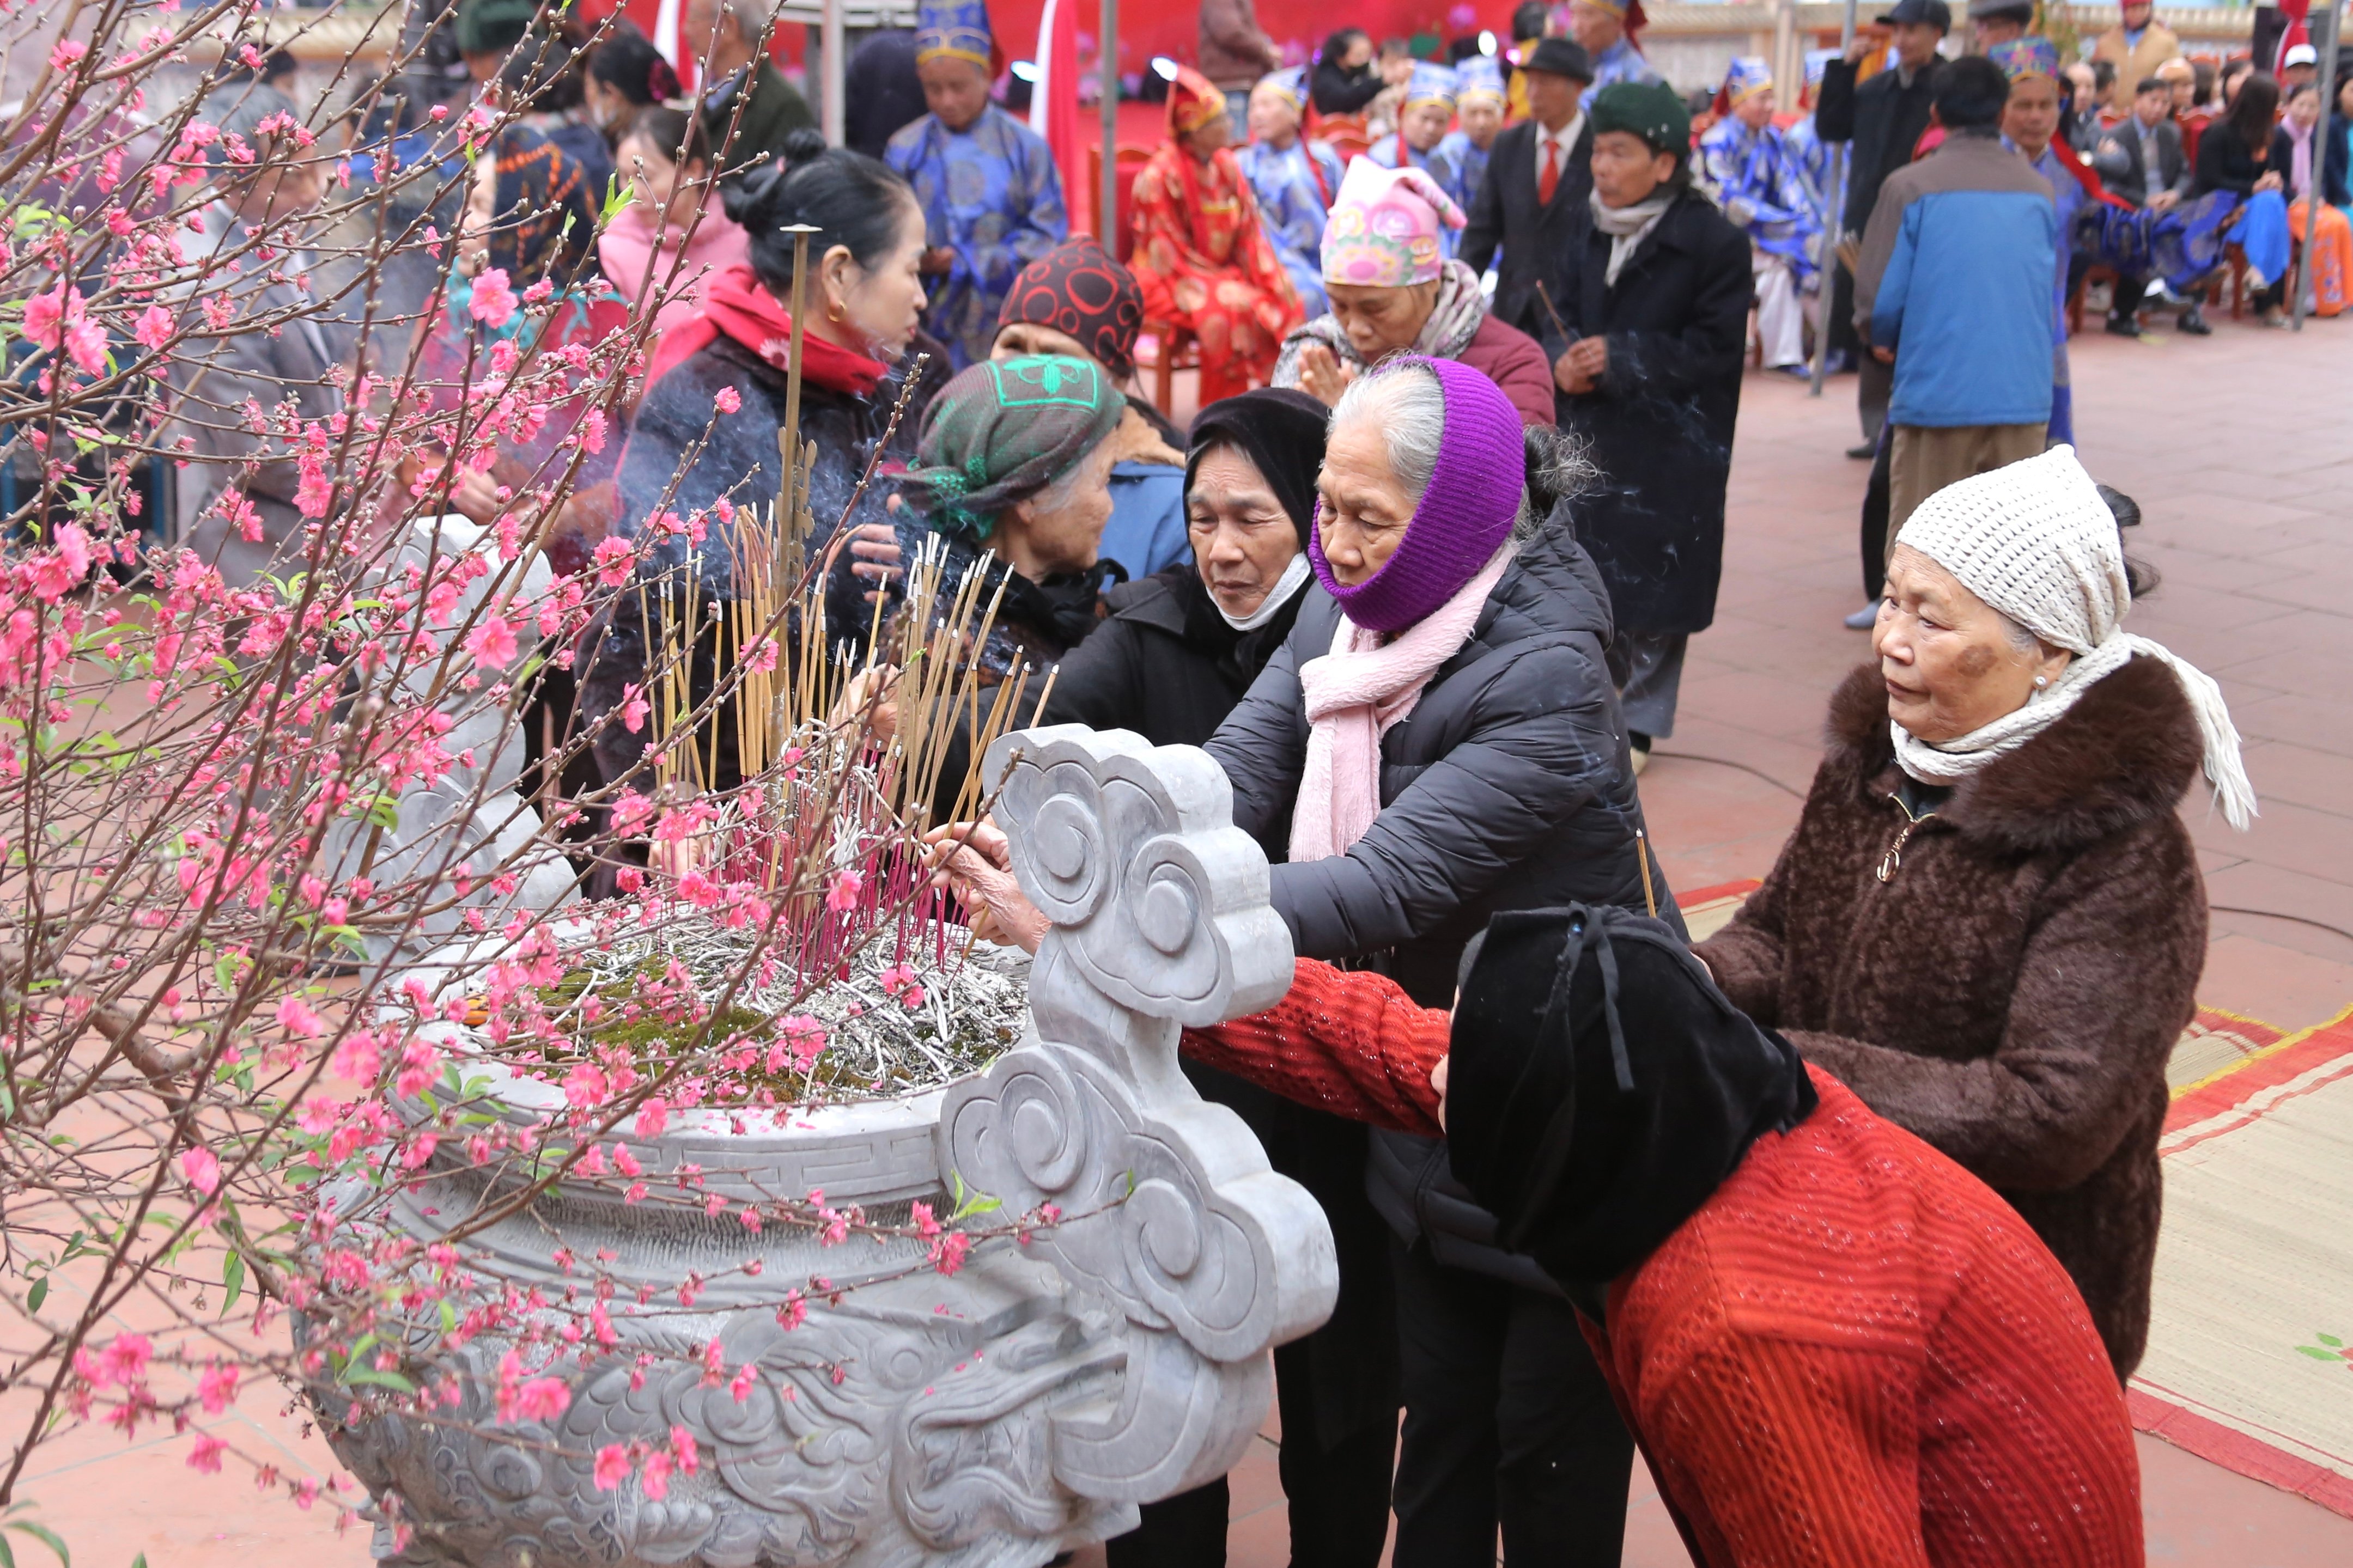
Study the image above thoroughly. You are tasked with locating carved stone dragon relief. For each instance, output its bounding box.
[326,727,1337,1568]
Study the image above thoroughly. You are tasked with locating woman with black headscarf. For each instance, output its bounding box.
[927,870,2149,1568]
[1041,386,1401,1568]
[1043,388,1325,745]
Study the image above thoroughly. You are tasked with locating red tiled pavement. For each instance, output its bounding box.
[19,291,2352,1568]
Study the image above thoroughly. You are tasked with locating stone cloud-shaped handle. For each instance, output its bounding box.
[938,725,1337,1506]
[983,725,1294,1026]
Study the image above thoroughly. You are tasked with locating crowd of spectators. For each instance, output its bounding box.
[173,1,2291,1561]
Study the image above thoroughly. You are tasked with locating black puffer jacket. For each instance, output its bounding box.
[1208,500,1674,1002]
[1206,503,1686,1283]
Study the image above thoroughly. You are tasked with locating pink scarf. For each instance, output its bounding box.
[1290,545,1514,864]
[2284,116,2316,202]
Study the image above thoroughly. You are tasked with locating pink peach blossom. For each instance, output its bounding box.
[468,267,518,328]
[181,1145,221,1195]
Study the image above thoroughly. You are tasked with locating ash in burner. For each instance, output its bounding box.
[537,915,1031,1103]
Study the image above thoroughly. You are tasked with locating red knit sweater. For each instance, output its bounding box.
[1183,960,2145,1568]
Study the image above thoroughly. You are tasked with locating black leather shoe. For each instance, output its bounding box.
[2104,316,2143,337]
[2178,307,2212,335]
[1845,441,1877,460]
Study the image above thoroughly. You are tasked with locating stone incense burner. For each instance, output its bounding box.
[330,727,1337,1568]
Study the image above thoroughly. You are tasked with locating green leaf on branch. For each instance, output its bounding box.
[4,1519,70,1568]
[343,1366,417,1394]
[221,1250,245,1314]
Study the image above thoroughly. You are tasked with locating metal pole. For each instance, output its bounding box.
[1809,0,1859,395]
[820,0,846,148]
[2293,5,2342,329]
[1772,0,1799,108]
[1099,0,1119,241]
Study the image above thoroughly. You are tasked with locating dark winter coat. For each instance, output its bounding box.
[1038,564,1398,1454]
[1816,55,1945,234]
[1207,504,1682,1286]
[1311,57,1385,117]
[588,334,943,790]
[1042,567,1308,746]
[614,332,941,639]
[1695,659,2209,1380]
[1208,503,1669,1003]
[1545,188,1752,638]
[917,532,1118,827]
[1461,117,1594,339]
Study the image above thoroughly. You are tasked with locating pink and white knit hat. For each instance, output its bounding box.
[1320,157,1467,289]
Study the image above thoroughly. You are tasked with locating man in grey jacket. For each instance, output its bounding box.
[2089,75,2196,335]
[168,86,348,588]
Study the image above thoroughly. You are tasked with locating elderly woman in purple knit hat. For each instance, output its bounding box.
[937,353,1670,1559]
[1273,157,1559,426]
[1208,354,1669,1563]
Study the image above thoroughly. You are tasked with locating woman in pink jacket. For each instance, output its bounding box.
[599,106,752,338]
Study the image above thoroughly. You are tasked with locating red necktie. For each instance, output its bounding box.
[1538,139,1561,206]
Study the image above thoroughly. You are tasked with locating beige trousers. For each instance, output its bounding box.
[1887,422,2048,557]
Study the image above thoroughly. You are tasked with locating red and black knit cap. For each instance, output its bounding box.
[994,237,1146,380]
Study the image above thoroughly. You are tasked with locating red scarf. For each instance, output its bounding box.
[643,265,887,396]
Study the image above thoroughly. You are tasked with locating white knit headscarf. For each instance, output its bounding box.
[1889,444,2258,830]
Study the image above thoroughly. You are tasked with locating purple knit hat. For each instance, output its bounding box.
[1310,357,1525,632]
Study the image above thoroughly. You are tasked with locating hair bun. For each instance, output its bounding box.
[719,157,789,227]
[1523,423,1594,521]
[780,127,829,165]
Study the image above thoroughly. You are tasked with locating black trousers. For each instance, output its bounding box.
[1856,346,1893,448]
[1388,1237,1634,1568]
[1859,425,1894,601]
[1105,1332,1397,1568]
[2111,271,2149,322]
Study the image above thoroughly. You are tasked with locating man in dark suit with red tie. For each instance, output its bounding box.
[1462,37,1596,339]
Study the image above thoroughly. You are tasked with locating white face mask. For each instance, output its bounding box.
[1215,551,1312,631]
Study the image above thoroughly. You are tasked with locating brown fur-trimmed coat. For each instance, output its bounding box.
[1696,657,2209,1380]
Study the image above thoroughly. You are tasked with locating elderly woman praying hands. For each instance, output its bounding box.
[1697,445,2255,1383]
[1273,158,1556,426]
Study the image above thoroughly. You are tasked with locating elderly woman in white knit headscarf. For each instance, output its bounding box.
[1697,444,2254,1386]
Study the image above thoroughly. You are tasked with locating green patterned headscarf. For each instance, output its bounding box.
[903,356,1126,538]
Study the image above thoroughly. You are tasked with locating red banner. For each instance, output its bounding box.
[594,1,1536,83]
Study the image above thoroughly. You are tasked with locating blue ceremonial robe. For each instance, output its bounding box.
[886,105,1070,369]
[1784,114,1846,236]
[1236,137,1345,317]
[1699,118,1823,287]
[2020,138,2087,447]
[1368,135,1466,256]
[1582,39,1663,109]
[1437,129,1495,213]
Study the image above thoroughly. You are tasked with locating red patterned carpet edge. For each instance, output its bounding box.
[2127,1389,2353,1520]
[2161,1006,2353,1146]
[2139,1008,2353,1515]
